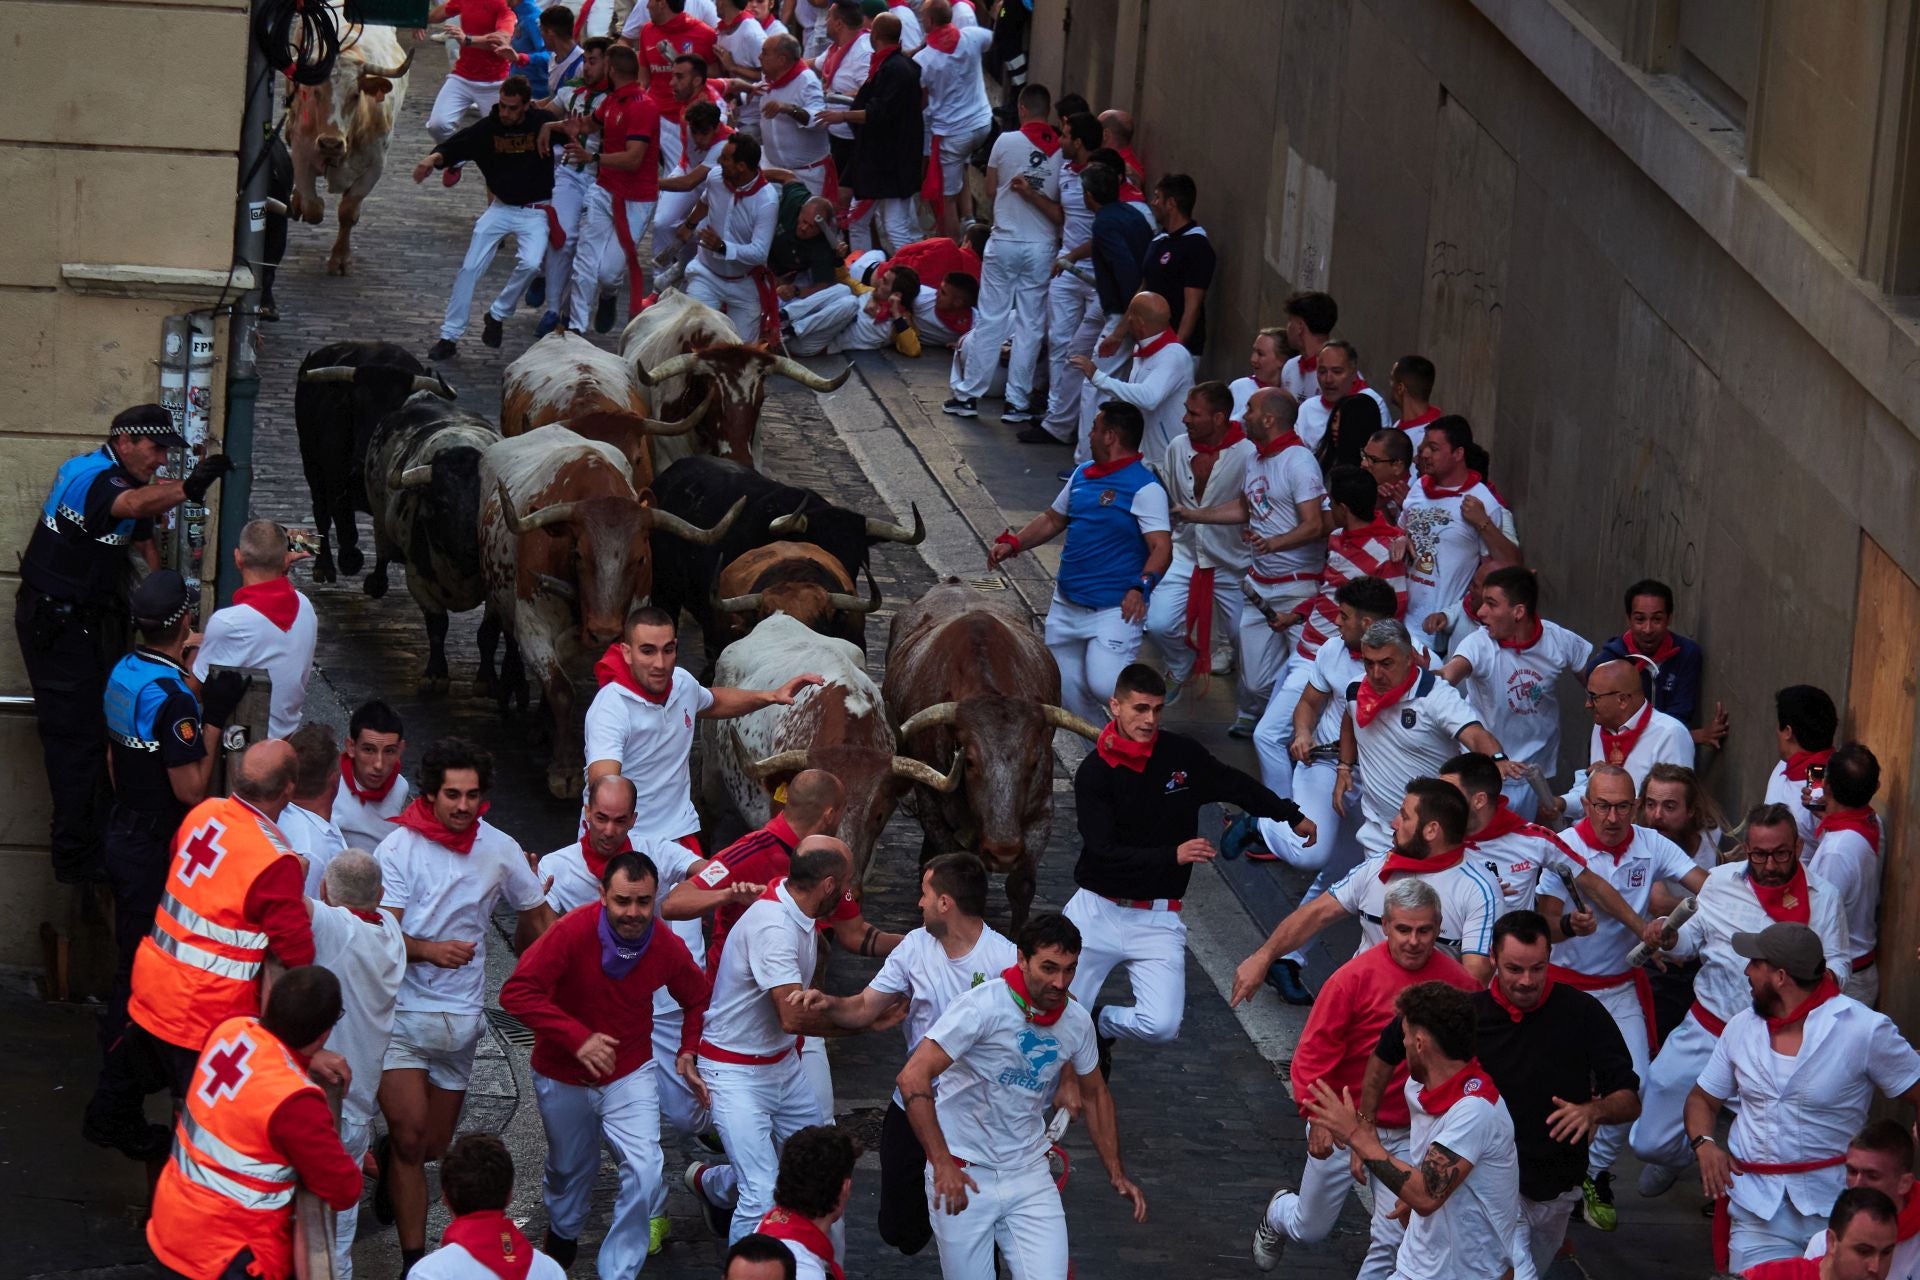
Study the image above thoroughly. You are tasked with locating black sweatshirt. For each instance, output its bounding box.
[1373,984,1639,1201]
[435,106,561,206]
[1072,731,1301,901]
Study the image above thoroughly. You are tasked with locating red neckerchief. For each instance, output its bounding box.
[339,752,400,803]
[581,833,633,881]
[1750,860,1813,924]
[440,1211,534,1280]
[348,906,386,924]
[1354,665,1419,728]
[1378,843,1466,882]
[1334,514,1400,549]
[730,169,769,198]
[1784,749,1833,782]
[1469,798,1586,868]
[1766,972,1841,1032]
[757,1209,844,1280]
[1297,351,1319,374]
[1419,469,1484,500]
[867,45,896,78]
[1095,722,1155,772]
[1488,970,1551,1022]
[233,577,299,631]
[923,21,960,53]
[390,796,489,856]
[594,642,670,704]
[1817,808,1882,855]
[1624,629,1681,665]
[1253,430,1304,459]
[1598,698,1653,765]
[1118,144,1145,177]
[935,304,973,336]
[1018,120,1061,155]
[1133,328,1179,361]
[816,32,858,85]
[1898,1186,1920,1242]
[1497,617,1544,651]
[1190,424,1247,456]
[1417,1057,1500,1113]
[1573,817,1633,861]
[1397,406,1441,432]
[715,8,756,33]
[1002,964,1066,1026]
[1082,451,1143,480]
[1119,179,1146,204]
[765,59,804,89]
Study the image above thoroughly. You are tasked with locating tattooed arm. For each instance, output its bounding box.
[1306,1078,1478,1216]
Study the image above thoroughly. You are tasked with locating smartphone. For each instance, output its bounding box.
[1807,763,1827,811]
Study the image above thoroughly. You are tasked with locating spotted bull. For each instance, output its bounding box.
[286,20,416,276]
[709,541,881,655]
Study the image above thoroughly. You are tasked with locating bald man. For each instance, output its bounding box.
[1068,291,1196,478]
[1100,108,1146,188]
[193,518,318,737]
[753,35,832,195]
[1544,659,1696,825]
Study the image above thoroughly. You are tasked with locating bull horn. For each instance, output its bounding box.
[359,44,418,80]
[389,463,434,490]
[635,352,704,387]
[494,480,577,534]
[1042,705,1104,741]
[891,752,964,793]
[767,356,852,392]
[713,592,763,614]
[413,372,456,399]
[766,511,809,537]
[535,573,578,601]
[644,495,745,545]
[897,701,961,739]
[865,503,925,545]
[640,386,711,436]
[825,568,883,615]
[299,365,360,383]
[747,749,812,782]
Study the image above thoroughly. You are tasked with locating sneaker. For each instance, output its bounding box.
[1162,677,1186,710]
[1582,1172,1618,1231]
[648,1216,670,1256]
[1002,403,1037,424]
[684,1162,731,1237]
[1252,1187,1291,1272]
[534,309,561,339]
[540,1232,578,1270]
[372,1132,396,1224]
[525,276,546,309]
[442,166,463,187]
[1227,713,1259,739]
[1016,425,1070,445]
[1219,811,1262,861]
[482,314,504,349]
[1637,1162,1680,1198]
[1265,958,1315,1006]
[943,396,979,417]
[426,339,458,362]
[81,1107,171,1162]
[1210,645,1236,676]
[594,292,617,333]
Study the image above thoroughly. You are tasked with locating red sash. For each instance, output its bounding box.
[1712,1152,1848,1269]
[1184,567,1216,675]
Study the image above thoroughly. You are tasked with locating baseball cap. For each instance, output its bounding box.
[130,570,192,629]
[1730,921,1826,984]
[111,403,189,449]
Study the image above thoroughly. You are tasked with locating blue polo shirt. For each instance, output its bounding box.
[1049,456,1169,609]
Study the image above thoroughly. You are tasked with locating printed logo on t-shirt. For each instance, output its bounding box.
[1504,667,1550,714]
[1098,489,1117,506]
[1400,504,1450,578]
[997,1025,1061,1092]
[1164,769,1188,794]
[698,861,731,887]
[1159,250,1172,265]
[1626,861,1647,889]
[971,972,987,987]
[1463,1075,1484,1095]
[1400,708,1418,729]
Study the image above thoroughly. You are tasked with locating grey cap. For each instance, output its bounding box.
[1731,921,1826,984]
[130,569,192,628]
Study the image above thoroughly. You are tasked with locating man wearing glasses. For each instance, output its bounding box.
[1542,658,1693,824]
[1358,427,1413,525]
[1626,803,1852,1199]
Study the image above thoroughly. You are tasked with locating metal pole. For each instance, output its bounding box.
[219,0,275,606]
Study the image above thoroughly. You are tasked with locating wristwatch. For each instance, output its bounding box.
[1490,752,1509,762]
[1688,1134,1715,1151]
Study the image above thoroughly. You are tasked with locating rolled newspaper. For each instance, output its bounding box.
[1524,764,1566,831]
[1627,894,1698,967]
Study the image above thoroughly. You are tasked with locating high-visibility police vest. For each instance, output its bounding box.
[128,796,298,1051]
[104,648,200,816]
[146,1016,319,1280]
[20,444,143,606]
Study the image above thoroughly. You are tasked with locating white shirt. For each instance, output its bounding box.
[1159,434,1254,573]
[1400,478,1515,646]
[1764,761,1825,848]
[1279,353,1319,404]
[913,26,993,138]
[1700,996,1920,1218]
[1331,851,1500,960]
[376,819,546,1015]
[696,168,781,276]
[280,801,348,897]
[410,1244,567,1280]
[1451,620,1592,772]
[760,67,829,169]
[1543,825,1695,975]
[1228,375,1280,424]
[1241,442,1326,582]
[1560,703,1695,819]
[818,32,873,140]
[1057,160,1094,254]
[1806,822,1881,966]
[1348,672,1483,833]
[791,0,831,57]
[886,1,923,51]
[911,283,968,347]
[702,880,817,1056]
[334,770,410,854]
[191,589,319,738]
[714,14,766,73]
[582,668,716,842]
[1397,1078,1525,1280]
[925,977,1098,1169]
[870,924,1017,1105]
[1303,640,1361,746]
[774,1239,829,1280]
[1295,382,1390,453]
[1465,816,1587,914]
[308,900,406,1127]
[1669,859,1853,1022]
[984,127,1062,243]
[1089,334,1194,463]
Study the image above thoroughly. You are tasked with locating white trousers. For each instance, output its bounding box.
[656,182,703,250]
[1271,759,1367,966]
[952,237,1053,405]
[427,74,501,143]
[1043,596,1144,725]
[1629,1010,1717,1171]
[1584,979,1652,1177]
[1238,579,1316,709]
[1143,557,1241,688]
[441,203,549,340]
[849,197,919,255]
[702,1052,827,1243]
[781,157,832,198]
[534,1066,664,1278]
[1263,1126,1410,1280]
[651,1004,741,1218]
[566,188,655,330]
[929,123,991,197]
[783,285,862,356]
[1043,273,1101,439]
[1062,889,1185,1044]
[927,1156,1068,1280]
[1729,1198,1826,1273]
[542,166,595,315]
[687,259,767,345]
[1251,650,1317,795]
[1519,1188,1579,1277]
[1075,329,1132,466]
[656,122,687,176]
[334,1118,370,1280]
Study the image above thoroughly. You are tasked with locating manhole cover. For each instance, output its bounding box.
[969,576,1008,591]
[485,1008,534,1047]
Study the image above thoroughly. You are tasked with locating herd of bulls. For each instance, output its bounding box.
[291,292,1102,920]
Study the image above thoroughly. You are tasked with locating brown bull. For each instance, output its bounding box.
[882,579,1100,926]
[500,331,710,491]
[287,24,416,276]
[710,540,881,653]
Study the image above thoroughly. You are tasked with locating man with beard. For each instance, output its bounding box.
[1638,763,1727,1042]
[1685,922,1920,1272]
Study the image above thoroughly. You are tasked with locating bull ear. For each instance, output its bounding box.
[360,75,395,99]
[635,486,655,509]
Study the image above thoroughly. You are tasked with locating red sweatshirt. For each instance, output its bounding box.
[245,855,315,968]
[268,1086,364,1210]
[1288,942,1476,1127]
[500,904,710,1086]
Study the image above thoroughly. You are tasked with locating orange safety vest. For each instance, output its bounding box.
[147,1016,321,1280]
[128,795,300,1051]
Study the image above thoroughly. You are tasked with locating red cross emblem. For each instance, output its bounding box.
[176,818,231,887]
[197,1031,255,1107]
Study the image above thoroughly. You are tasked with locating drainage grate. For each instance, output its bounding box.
[485,1008,535,1047]
[969,576,1009,591]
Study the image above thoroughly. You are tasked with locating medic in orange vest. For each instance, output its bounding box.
[147,965,362,1280]
[127,740,317,1092]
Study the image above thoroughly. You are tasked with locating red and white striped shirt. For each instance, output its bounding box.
[1292,516,1408,658]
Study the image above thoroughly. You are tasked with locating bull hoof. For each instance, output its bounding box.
[547,767,581,800]
[416,675,450,698]
[338,546,364,576]
[326,254,351,276]
[362,572,388,599]
[471,674,495,699]
[311,555,337,585]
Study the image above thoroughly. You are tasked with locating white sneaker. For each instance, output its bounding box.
[1162,677,1187,710]
[1637,1162,1680,1197]
[1252,1188,1291,1272]
[1211,646,1236,676]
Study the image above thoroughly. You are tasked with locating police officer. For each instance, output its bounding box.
[13,405,233,885]
[82,570,247,1160]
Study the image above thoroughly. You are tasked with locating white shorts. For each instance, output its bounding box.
[382,1008,485,1090]
[931,122,991,197]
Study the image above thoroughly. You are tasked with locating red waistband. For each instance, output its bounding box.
[1855,947,1879,969]
[1248,570,1318,586]
[1712,1155,1849,1270]
[1106,896,1182,912]
[1689,1000,1728,1036]
[698,1038,796,1066]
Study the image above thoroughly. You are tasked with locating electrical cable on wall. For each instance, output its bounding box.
[255,0,343,85]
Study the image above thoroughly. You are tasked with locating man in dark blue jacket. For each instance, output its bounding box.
[1587,578,1725,747]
